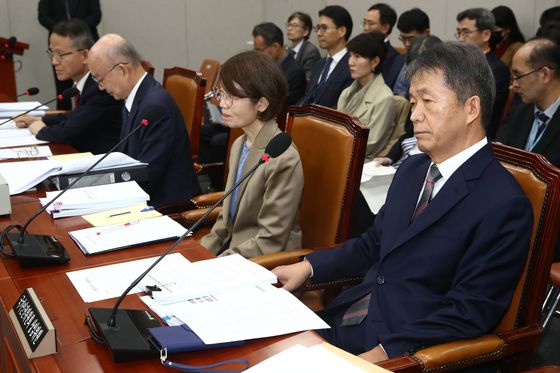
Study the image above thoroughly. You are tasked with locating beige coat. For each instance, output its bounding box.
[200,121,303,258]
[337,74,395,161]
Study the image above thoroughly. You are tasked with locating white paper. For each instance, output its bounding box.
[68,215,187,255]
[360,162,396,183]
[66,253,191,303]
[0,145,52,160]
[0,159,63,194]
[55,152,146,175]
[360,162,395,214]
[0,127,49,148]
[245,344,374,373]
[0,101,48,112]
[0,110,46,118]
[166,284,329,344]
[149,254,277,304]
[40,181,149,217]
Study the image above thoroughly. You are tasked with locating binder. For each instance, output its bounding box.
[50,164,148,190]
[149,324,244,354]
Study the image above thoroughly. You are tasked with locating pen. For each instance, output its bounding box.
[96,220,139,235]
[108,211,131,218]
[140,206,155,212]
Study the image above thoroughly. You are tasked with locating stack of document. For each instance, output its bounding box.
[0,102,48,119]
[69,215,186,255]
[0,152,146,195]
[39,181,149,218]
[360,162,396,214]
[0,122,49,148]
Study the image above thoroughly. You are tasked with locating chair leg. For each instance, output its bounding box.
[542,287,560,327]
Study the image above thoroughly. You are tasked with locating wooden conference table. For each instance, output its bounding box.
[0,143,327,372]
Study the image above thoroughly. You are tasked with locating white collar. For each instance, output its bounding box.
[75,71,90,93]
[292,40,304,54]
[125,72,147,112]
[329,47,347,63]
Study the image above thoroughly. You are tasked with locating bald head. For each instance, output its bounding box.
[87,33,145,100]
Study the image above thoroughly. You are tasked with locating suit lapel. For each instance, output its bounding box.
[315,53,348,102]
[119,75,151,152]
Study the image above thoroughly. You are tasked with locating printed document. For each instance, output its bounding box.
[0,145,52,160]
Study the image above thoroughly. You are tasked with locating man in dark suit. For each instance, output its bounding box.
[38,0,101,110]
[298,5,353,109]
[497,38,560,167]
[252,22,306,105]
[15,19,121,154]
[362,3,405,90]
[88,34,201,206]
[274,42,532,364]
[457,8,510,140]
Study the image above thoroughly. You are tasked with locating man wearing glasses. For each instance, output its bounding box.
[456,8,510,140]
[15,19,122,154]
[87,33,200,206]
[298,5,353,109]
[497,39,560,169]
[361,3,404,90]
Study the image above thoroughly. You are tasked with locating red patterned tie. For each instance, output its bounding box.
[412,164,442,220]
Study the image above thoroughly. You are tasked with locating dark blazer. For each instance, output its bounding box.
[280,53,307,105]
[308,144,532,357]
[37,74,122,154]
[380,42,404,90]
[118,74,201,206]
[486,51,510,139]
[298,52,352,109]
[38,0,101,39]
[291,40,321,79]
[496,101,560,168]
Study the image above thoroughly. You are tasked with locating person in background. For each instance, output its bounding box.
[337,31,394,161]
[286,11,321,80]
[393,8,431,97]
[252,22,306,105]
[87,34,200,206]
[38,0,101,110]
[200,51,303,259]
[491,6,525,69]
[361,3,404,90]
[298,5,353,108]
[15,19,121,154]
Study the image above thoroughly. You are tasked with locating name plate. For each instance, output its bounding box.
[9,288,56,358]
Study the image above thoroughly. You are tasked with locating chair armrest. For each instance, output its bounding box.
[375,324,542,372]
[250,249,314,270]
[191,192,225,208]
[157,200,196,215]
[179,206,222,228]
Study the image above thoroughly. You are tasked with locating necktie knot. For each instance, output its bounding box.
[318,57,333,85]
[412,164,442,220]
[428,164,442,184]
[535,111,549,124]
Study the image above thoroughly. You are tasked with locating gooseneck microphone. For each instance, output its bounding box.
[0,86,78,127]
[86,132,293,362]
[13,87,40,99]
[2,36,17,49]
[0,106,165,267]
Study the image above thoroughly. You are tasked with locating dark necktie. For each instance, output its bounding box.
[534,111,549,141]
[412,164,442,220]
[341,293,371,326]
[73,92,80,111]
[317,57,333,85]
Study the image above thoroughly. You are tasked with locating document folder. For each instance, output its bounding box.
[50,164,148,190]
[149,324,244,354]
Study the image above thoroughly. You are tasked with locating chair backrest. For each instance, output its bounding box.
[377,95,410,157]
[492,143,560,332]
[286,105,368,247]
[163,67,206,159]
[199,59,220,94]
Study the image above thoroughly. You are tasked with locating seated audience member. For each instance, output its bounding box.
[298,5,353,108]
[200,51,303,258]
[252,22,306,105]
[273,42,532,365]
[337,31,395,161]
[537,21,560,44]
[15,19,121,154]
[491,6,525,69]
[361,3,403,90]
[497,38,560,169]
[286,12,321,79]
[374,35,442,168]
[456,8,510,140]
[87,34,200,206]
[393,8,431,97]
[539,6,560,29]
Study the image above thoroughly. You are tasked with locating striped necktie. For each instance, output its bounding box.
[526,111,549,150]
[412,164,442,220]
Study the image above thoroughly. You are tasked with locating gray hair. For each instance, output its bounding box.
[407,41,495,128]
[457,8,495,31]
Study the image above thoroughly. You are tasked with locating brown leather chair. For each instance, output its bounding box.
[169,105,368,245]
[198,59,220,94]
[162,67,206,160]
[258,143,560,372]
[377,95,410,158]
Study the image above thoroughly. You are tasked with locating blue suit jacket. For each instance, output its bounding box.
[118,74,201,206]
[38,75,122,154]
[298,53,352,109]
[486,51,510,139]
[380,42,404,90]
[308,144,532,357]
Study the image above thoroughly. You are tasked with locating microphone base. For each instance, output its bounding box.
[6,232,70,267]
[88,307,161,362]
